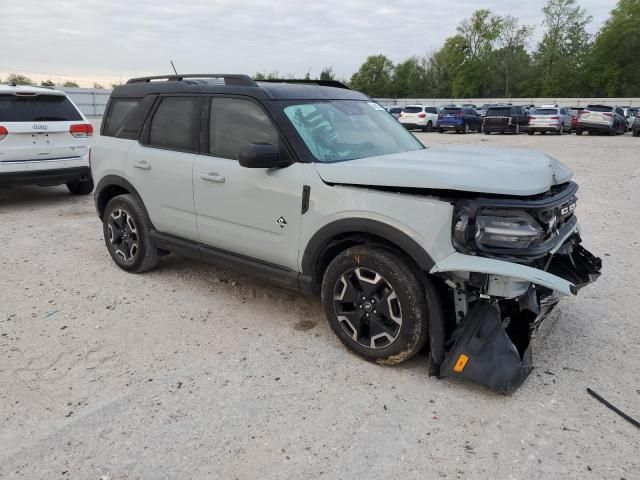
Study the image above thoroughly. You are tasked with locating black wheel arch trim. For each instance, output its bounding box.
[94,175,153,227]
[301,218,436,283]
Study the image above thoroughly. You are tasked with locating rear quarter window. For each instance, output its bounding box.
[0,94,82,122]
[102,98,141,137]
[425,107,438,114]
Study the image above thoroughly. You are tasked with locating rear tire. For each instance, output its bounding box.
[576,129,583,135]
[102,194,159,273]
[321,246,432,365]
[425,121,433,132]
[634,128,639,137]
[528,129,534,135]
[67,177,94,195]
[484,129,491,135]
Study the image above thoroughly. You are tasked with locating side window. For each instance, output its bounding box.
[103,98,140,137]
[148,97,200,152]
[425,107,437,114]
[209,97,278,160]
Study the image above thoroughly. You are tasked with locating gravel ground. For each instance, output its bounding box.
[1,131,639,480]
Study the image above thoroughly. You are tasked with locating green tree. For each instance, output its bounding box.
[349,55,394,97]
[392,56,426,97]
[62,81,79,87]
[586,0,640,96]
[423,35,467,97]
[93,82,105,89]
[253,71,280,80]
[534,0,592,96]
[7,74,34,85]
[495,16,534,96]
[40,79,55,87]
[319,67,335,81]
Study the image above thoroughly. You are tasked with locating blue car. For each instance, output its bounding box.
[437,107,483,134]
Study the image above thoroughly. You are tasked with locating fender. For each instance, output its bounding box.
[301,218,436,278]
[94,174,152,226]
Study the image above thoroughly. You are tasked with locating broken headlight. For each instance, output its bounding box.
[454,208,545,252]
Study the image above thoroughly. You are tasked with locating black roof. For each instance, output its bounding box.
[112,74,368,101]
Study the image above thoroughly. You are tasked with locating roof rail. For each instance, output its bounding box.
[257,79,351,90]
[126,74,258,87]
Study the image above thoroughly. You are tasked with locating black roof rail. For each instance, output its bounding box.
[126,74,258,87]
[257,79,351,90]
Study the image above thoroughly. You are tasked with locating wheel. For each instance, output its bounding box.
[425,121,433,132]
[576,129,583,135]
[514,123,520,135]
[321,246,434,365]
[484,129,491,135]
[463,122,469,134]
[634,128,639,137]
[102,194,159,273]
[438,128,444,134]
[540,131,546,135]
[609,127,617,136]
[528,129,534,135]
[67,177,94,195]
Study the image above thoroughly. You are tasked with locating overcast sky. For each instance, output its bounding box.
[0,0,617,86]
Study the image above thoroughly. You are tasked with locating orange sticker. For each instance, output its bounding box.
[453,354,469,373]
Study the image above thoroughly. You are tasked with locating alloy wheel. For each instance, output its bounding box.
[333,267,402,349]
[107,208,139,263]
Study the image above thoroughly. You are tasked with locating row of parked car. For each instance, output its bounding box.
[386,103,640,137]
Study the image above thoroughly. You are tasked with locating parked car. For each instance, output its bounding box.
[634,110,640,137]
[477,103,498,117]
[385,106,403,119]
[483,105,529,134]
[576,105,626,136]
[622,107,637,131]
[398,105,438,132]
[436,107,482,133]
[461,103,478,109]
[0,85,94,194]
[527,105,573,135]
[569,107,584,130]
[92,73,601,393]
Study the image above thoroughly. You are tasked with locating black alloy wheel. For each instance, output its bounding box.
[107,208,139,263]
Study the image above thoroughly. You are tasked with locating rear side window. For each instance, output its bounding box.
[403,106,423,113]
[103,98,140,137]
[388,107,403,114]
[486,107,511,116]
[148,97,200,152]
[0,94,82,122]
[209,97,278,160]
[425,107,438,114]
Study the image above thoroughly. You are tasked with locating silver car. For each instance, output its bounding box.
[528,105,573,135]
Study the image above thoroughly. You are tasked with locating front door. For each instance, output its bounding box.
[193,96,304,270]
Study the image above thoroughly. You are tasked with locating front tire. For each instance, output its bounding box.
[102,194,159,273]
[67,177,94,195]
[321,246,430,365]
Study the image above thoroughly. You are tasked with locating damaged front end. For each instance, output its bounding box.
[429,182,602,393]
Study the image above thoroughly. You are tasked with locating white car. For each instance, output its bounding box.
[398,105,438,132]
[0,85,94,194]
[527,105,573,135]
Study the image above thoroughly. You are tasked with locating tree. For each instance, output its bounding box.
[40,79,56,87]
[586,0,640,96]
[349,55,394,97]
[496,16,534,96]
[392,56,427,97]
[62,81,79,87]
[7,74,34,85]
[253,71,280,80]
[534,0,592,96]
[423,35,467,97]
[319,67,335,81]
[93,82,105,89]
[457,9,503,60]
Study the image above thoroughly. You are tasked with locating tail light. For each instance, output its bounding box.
[418,113,426,118]
[603,112,613,117]
[549,116,560,120]
[70,123,93,138]
[529,116,537,120]
[507,117,513,125]
[0,126,7,141]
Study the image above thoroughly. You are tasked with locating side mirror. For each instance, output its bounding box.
[239,143,290,169]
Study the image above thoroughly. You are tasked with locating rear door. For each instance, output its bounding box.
[125,95,201,241]
[0,92,90,163]
[193,96,303,270]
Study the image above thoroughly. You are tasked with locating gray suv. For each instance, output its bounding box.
[92,74,601,392]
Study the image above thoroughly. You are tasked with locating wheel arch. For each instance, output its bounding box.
[95,175,151,224]
[300,218,435,294]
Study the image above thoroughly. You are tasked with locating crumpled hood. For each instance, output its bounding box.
[314,146,573,196]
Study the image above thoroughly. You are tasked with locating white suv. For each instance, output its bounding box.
[398,105,439,132]
[0,85,93,194]
[91,75,601,393]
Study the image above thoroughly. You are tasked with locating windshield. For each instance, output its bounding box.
[0,94,82,122]
[283,100,424,163]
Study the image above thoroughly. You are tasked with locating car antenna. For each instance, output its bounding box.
[170,60,178,75]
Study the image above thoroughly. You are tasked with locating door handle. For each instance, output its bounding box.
[132,160,151,170]
[200,172,226,184]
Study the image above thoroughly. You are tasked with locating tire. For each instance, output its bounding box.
[102,194,159,273]
[513,123,520,135]
[484,129,491,135]
[633,128,639,137]
[438,128,444,134]
[609,127,617,136]
[528,129,534,136]
[67,177,94,195]
[463,122,469,134]
[576,129,583,136]
[425,121,433,132]
[321,246,432,365]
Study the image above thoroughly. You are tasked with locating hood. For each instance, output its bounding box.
[314,146,573,196]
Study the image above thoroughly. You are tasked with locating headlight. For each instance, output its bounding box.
[454,207,545,252]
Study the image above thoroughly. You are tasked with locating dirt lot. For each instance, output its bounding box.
[1,131,639,480]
